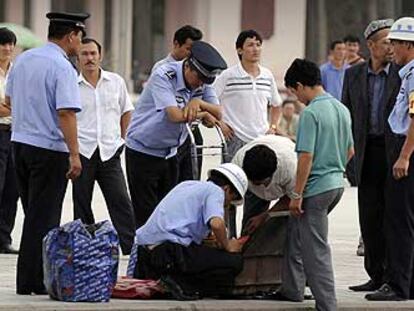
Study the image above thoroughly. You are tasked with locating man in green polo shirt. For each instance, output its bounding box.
[274,59,354,311]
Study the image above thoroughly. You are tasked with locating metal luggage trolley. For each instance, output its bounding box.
[185,122,228,180]
[186,123,238,237]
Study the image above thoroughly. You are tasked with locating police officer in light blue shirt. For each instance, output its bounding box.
[125,41,226,229]
[127,163,248,300]
[367,17,414,301]
[5,12,89,295]
[152,25,205,183]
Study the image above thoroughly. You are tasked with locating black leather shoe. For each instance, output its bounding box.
[365,284,405,301]
[17,288,47,295]
[263,290,306,301]
[349,280,381,292]
[0,244,19,254]
[160,275,199,301]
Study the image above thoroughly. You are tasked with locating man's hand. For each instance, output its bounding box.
[289,198,304,217]
[202,112,219,128]
[393,156,410,180]
[66,153,82,180]
[225,239,243,253]
[219,121,235,140]
[0,103,11,117]
[266,125,277,135]
[184,99,201,122]
[243,212,268,235]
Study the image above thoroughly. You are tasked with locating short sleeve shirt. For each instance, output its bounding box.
[232,135,297,200]
[0,63,11,125]
[77,69,133,161]
[135,181,225,246]
[388,59,414,135]
[213,63,282,142]
[151,53,176,73]
[126,61,218,158]
[6,42,81,152]
[320,61,350,101]
[296,93,353,198]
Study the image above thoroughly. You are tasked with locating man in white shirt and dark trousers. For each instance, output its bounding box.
[73,38,135,254]
[0,27,18,254]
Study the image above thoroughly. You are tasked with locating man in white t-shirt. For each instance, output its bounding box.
[232,135,297,234]
[214,29,282,162]
[73,38,135,254]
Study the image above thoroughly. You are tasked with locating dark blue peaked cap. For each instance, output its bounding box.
[46,12,90,29]
[188,41,227,84]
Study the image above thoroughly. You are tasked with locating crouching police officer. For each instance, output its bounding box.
[126,41,226,228]
[130,163,247,300]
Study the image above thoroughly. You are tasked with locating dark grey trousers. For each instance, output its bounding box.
[281,188,344,311]
[72,147,135,254]
[223,135,246,163]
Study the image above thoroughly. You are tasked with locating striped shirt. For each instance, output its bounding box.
[213,63,282,142]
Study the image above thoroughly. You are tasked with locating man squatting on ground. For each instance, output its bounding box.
[128,163,248,300]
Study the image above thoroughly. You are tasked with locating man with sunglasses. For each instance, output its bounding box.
[126,41,225,228]
[232,134,297,235]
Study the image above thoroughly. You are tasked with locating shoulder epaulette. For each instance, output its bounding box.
[165,70,176,80]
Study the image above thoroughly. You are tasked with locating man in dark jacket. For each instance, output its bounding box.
[342,19,401,292]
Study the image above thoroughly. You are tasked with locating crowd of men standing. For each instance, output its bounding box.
[1,8,414,311]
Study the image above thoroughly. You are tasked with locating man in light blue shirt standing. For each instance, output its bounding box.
[126,41,225,228]
[151,25,205,182]
[5,12,89,295]
[320,40,349,100]
[367,17,414,302]
[275,59,354,311]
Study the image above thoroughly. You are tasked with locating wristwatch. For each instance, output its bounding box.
[270,124,277,130]
[290,191,302,200]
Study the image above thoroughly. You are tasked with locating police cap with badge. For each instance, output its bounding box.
[188,41,227,84]
[46,12,90,36]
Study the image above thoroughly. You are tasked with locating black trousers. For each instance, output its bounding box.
[134,242,243,297]
[177,125,203,182]
[125,147,178,228]
[72,147,135,254]
[0,130,18,246]
[13,142,68,294]
[384,135,414,299]
[358,137,387,286]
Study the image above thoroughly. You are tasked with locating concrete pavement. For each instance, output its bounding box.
[3,127,414,309]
